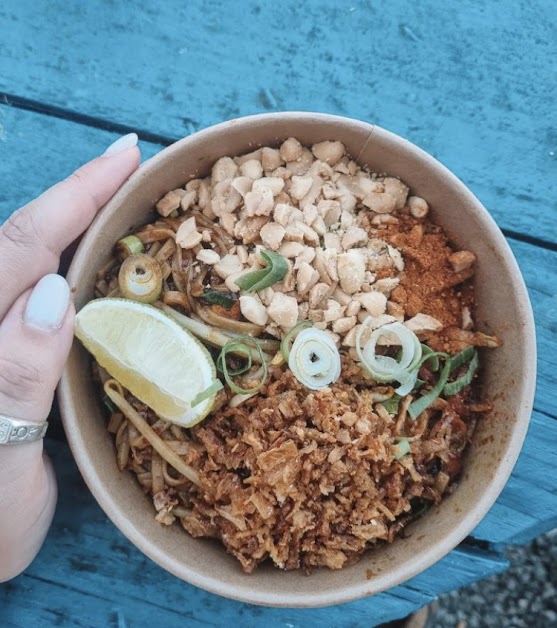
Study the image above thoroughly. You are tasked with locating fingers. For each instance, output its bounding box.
[0,134,140,321]
[0,273,71,580]
[0,274,74,422]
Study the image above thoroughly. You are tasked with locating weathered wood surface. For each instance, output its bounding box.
[0,0,556,625]
[1,107,555,628]
[1,438,508,628]
[0,106,161,218]
[473,411,557,546]
[0,1,555,243]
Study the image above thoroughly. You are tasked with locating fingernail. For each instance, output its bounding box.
[103,133,138,157]
[24,274,71,332]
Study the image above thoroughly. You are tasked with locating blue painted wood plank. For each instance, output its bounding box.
[402,546,508,597]
[1,573,429,628]
[506,241,557,420]
[0,0,555,242]
[473,412,557,546]
[0,105,161,222]
[0,439,508,628]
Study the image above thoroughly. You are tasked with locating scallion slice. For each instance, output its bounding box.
[393,438,410,460]
[356,320,423,391]
[395,371,419,396]
[103,395,117,414]
[288,328,341,390]
[444,350,479,396]
[218,336,269,395]
[201,289,238,310]
[421,344,440,372]
[191,379,224,407]
[235,251,288,292]
[408,357,452,420]
[116,235,144,259]
[118,254,163,303]
[217,342,253,376]
[449,346,476,374]
[280,320,314,361]
[382,394,401,416]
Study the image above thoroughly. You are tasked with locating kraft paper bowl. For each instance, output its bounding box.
[59,112,536,607]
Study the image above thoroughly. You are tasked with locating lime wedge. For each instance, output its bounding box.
[75,298,217,427]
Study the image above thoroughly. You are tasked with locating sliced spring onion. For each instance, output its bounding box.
[395,371,419,396]
[449,346,476,374]
[118,254,163,303]
[382,394,401,416]
[235,251,288,292]
[408,356,452,420]
[444,350,479,396]
[410,499,431,520]
[169,209,179,218]
[221,330,281,353]
[103,395,117,414]
[393,439,410,460]
[116,235,144,259]
[191,379,224,407]
[218,336,269,395]
[280,320,314,361]
[421,344,440,372]
[217,342,253,376]
[288,328,341,390]
[200,289,238,310]
[401,350,449,396]
[356,320,423,391]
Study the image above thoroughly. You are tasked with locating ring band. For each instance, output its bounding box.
[0,415,48,445]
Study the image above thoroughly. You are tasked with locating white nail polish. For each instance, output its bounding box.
[103,133,138,157]
[24,275,71,332]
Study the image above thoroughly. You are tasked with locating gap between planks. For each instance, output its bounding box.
[0,91,175,147]
[1,93,556,254]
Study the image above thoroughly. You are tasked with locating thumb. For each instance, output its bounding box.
[0,274,74,422]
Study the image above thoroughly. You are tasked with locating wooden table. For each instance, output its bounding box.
[1,1,556,626]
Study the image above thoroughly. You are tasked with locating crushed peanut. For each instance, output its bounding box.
[155,138,479,349]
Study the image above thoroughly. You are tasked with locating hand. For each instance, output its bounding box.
[0,133,140,581]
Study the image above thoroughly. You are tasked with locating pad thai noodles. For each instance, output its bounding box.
[86,138,501,573]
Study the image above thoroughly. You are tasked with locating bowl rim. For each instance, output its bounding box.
[59,112,537,607]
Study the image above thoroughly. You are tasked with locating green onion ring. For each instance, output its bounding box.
[280,320,314,361]
[382,394,401,416]
[356,320,423,389]
[116,234,144,259]
[421,344,440,372]
[393,439,410,460]
[396,349,449,395]
[444,350,479,396]
[217,343,253,376]
[449,346,476,374]
[408,356,452,420]
[191,380,224,407]
[103,395,117,414]
[218,336,269,395]
[288,328,341,390]
[235,250,288,292]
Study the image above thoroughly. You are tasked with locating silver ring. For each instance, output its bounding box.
[0,415,48,445]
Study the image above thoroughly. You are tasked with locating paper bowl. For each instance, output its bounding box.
[59,112,536,607]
